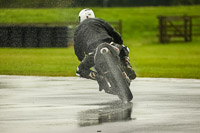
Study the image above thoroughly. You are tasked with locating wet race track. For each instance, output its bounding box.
[0,75,200,133]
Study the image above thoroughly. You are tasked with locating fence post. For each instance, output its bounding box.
[158,16,169,43]
[189,16,192,42]
[184,15,188,42]
[158,16,163,43]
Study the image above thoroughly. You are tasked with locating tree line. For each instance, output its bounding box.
[74,0,200,7]
[0,0,200,8]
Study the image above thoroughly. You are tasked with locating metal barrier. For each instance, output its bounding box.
[0,25,68,47]
[0,20,122,47]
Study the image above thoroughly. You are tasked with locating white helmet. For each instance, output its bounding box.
[78,8,95,23]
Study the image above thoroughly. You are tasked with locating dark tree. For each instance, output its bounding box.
[0,0,200,8]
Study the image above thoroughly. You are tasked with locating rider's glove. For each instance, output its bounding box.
[122,45,130,56]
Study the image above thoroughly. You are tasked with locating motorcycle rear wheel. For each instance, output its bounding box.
[101,51,133,102]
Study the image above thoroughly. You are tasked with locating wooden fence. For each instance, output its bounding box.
[158,15,200,43]
[0,20,122,47]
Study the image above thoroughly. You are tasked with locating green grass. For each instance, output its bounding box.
[0,47,79,76]
[132,42,200,79]
[0,43,200,78]
[0,6,200,78]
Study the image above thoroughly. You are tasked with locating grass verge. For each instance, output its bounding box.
[0,42,200,79]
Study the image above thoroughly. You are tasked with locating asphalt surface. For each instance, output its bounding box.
[0,75,200,133]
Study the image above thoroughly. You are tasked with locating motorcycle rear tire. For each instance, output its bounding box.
[102,52,133,102]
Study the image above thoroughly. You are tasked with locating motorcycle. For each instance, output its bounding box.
[94,42,133,102]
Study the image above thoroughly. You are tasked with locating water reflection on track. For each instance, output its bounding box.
[78,101,133,127]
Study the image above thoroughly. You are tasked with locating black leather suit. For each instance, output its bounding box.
[74,18,129,79]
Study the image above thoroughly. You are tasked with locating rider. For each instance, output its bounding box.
[74,8,136,88]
